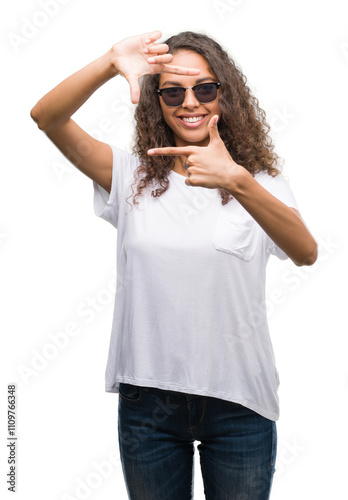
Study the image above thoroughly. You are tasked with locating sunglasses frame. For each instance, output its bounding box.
[156,82,221,107]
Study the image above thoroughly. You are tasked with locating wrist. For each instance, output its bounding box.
[105,46,120,78]
[220,163,251,195]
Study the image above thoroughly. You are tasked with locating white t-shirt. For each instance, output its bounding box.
[93,145,298,421]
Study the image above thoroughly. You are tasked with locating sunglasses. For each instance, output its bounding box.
[156,82,221,107]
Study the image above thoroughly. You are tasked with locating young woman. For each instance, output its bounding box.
[31,30,317,500]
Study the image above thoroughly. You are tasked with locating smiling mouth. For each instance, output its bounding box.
[181,115,205,123]
[177,114,207,126]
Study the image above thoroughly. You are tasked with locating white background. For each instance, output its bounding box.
[1,0,347,499]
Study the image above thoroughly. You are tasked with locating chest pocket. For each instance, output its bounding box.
[212,205,260,262]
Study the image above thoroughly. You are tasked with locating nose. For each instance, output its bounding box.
[181,88,200,109]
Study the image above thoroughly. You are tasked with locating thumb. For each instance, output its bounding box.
[126,74,140,104]
[208,114,221,142]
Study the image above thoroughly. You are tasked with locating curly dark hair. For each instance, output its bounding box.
[126,31,282,209]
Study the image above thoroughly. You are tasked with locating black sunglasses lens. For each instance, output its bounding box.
[161,87,186,106]
[160,83,219,106]
[194,84,218,103]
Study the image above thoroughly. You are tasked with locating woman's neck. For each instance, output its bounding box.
[172,156,189,177]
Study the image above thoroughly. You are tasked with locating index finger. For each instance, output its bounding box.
[148,146,192,156]
[161,64,200,76]
[143,31,162,44]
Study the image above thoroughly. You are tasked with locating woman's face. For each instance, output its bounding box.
[158,50,221,148]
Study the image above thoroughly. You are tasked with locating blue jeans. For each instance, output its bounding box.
[118,383,277,500]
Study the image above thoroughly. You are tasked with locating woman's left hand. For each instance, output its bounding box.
[147,115,244,191]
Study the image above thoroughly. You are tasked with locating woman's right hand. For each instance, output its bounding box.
[111,30,200,104]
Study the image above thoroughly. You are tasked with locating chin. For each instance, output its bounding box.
[177,131,209,146]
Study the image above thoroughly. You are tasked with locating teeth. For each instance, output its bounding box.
[182,116,204,123]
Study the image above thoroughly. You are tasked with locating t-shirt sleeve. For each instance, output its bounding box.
[261,172,299,260]
[93,144,139,229]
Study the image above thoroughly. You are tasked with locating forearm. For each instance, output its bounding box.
[225,168,318,266]
[30,48,118,131]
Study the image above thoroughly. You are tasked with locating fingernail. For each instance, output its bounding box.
[148,149,155,155]
[148,57,155,63]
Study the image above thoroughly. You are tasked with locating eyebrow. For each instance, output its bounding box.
[160,76,216,87]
